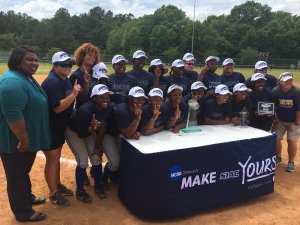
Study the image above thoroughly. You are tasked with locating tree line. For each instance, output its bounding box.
[0,1,299,63]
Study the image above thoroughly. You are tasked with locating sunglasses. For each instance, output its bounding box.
[57,62,73,68]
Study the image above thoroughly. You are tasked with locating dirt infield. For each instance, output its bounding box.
[1,75,300,224]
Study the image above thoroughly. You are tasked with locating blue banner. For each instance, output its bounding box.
[119,134,276,220]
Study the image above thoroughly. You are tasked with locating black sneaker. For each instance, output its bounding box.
[57,183,73,196]
[76,190,92,203]
[94,184,107,199]
[49,192,70,206]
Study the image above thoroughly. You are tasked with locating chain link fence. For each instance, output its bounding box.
[1,51,299,70]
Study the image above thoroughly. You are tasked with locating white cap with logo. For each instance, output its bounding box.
[92,62,108,79]
[150,59,163,67]
[167,84,183,94]
[128,86,148,99]
[222,58,235,66]
[90,84,113,98]
[251,73,267,82]
[279,72,293,81]
[205,56,220,63]
[132,50,148,59]
[148,88,163,99]
[52,51,74,64]
[183,53,195,61]
[112,55,128,64]
[171,59,185,68]
[191,81,207,90]
[233,83,252,93]
[215,84,232,95]
[255,61,269,70]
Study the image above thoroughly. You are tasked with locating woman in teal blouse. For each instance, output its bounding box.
[0,46,50,222]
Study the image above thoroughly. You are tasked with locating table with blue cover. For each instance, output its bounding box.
[118,125,276,220]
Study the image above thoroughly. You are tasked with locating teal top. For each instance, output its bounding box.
[0,70,51,153]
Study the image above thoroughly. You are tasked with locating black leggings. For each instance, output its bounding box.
[0,151,36,221]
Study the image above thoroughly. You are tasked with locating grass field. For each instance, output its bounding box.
[0,62,299,81]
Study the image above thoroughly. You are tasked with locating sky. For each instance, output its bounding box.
[1,0,299,21]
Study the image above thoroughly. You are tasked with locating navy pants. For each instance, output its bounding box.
[0,151,36,221]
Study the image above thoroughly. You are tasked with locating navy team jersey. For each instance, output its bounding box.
[183,70,198,83]
[41,71,73,130]
[165,75,191,97]
[204,98,232,120]
[114,103,141,131]
[231,96,252,120]
[203,72,221,91]
[68,102,117,138]
[109,73,138,105]
[272,85,300,122]
[220,72,246,92]
[248,88,277,131]
[162,102,189,126]
[127,70,154,95]
[245,74,278,91]
[69,68,93,108]
[140,104,168,128]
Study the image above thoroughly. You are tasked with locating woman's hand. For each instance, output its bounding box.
[17,138,29,152]
[152,105,161,120]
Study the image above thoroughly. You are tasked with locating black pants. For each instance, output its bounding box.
[0,151,36,221]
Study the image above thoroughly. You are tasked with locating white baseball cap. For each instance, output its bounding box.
[52,51,74,64]
[255,61,269,70]
[222,58,235,66]
[183,53,195,61]
[112,55,128,64]
[215,84,232,95]
[279,72,293,81]
[150,59,163,67]
[233,83,252,93]
[191,81,207,90]
[171,59,185,68]
[205,56,220,63]
[90,84,113,97]
[92,62,108,79]
[132,50,148,59]
[251,73,267,82]
[167,84,183,94]
[128,86,148,99]
[148,88,163,99]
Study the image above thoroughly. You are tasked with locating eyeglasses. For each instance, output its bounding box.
[186,63,195,66]
[57,63,73,68]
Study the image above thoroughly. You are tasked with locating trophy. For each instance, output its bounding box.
[239,108,249,128]
[181,99,201,133]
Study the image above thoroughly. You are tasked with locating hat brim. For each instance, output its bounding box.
[130,94,148,99]
[280,77,293,82]
[217,91,232,95]
[90,90,113,98]
[134,56,148,59]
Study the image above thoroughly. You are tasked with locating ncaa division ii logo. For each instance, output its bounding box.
[169,165,182,181]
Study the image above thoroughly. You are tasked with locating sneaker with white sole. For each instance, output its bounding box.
[286,162,295,172]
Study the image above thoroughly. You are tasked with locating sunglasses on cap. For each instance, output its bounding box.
[56,62,73,68]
